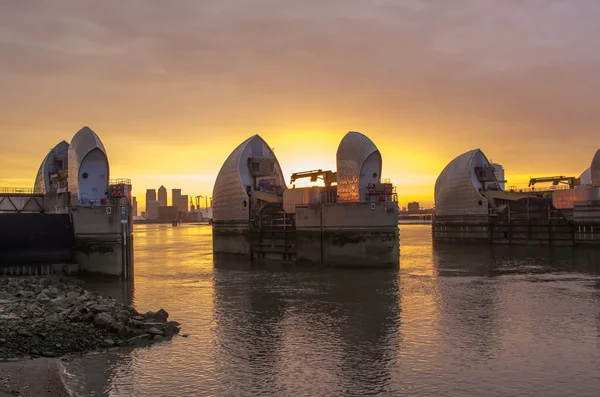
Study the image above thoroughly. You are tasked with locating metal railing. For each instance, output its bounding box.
[506,184,571,193]
[0,187,35,194]
[110,178,132,185]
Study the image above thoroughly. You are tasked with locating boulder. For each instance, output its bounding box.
[155,309,169,321]
[164,321,181,336]
[153,335,165,342]
[17,290,34,299]
[50,297,71,309]
[93,313,116,329]
[142,322,165,329]
[36,292,50,302]
[115,310,131,324]
[147,327,164,336]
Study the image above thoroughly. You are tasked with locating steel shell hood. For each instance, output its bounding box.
[336,131,382,202]
[67,126,109,198]
[212,135,285,223]
[434,149,491,216]
[591,149,600,186]
[33,140,69,194]
[579,167,591,186]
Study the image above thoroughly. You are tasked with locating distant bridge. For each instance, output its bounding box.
[0,187,45,213]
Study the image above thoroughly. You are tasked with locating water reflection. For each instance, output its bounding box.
[433,242,600,277]
[61,224,600,396]
[212,262,400,396]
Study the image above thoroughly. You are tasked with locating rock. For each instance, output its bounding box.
[147,327,163,336]
[93,313,115,329]
[66,291,80,300]
[143,311,156,320]
[127,319,145,328]
[132,315,144,321]
[142,322,165,329]
[181,334,189,338]
[0,339,6,344]
[117,326,140,339]
[50,297,71,309]
[119,334,152,347]
[164,321,181,336]
[155,309,169,321]
[42,288,57,298]
[55,344,62,349]
[115,310,131,324]
[17,329,33,337]
[76,293,91,303]
[36,292,50,301]
[153,335,165,342]
[101,339,115,347]
[41,351,58,357]
[88,304,113,314]
[17,290,34,299]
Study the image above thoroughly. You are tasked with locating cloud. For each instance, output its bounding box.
[1,0,599,201]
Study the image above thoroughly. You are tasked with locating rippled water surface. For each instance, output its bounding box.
[63,224,600,396]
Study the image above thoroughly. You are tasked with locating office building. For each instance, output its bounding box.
[146,189,156,214]
[147,200,160,220]
[172,189,181,211]
[158,185,167,207]
[180,194,189,212]
[132,196,138,216]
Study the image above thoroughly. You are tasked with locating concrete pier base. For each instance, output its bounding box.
[212,222,251,259]
[295,202,399,267]
[73,234,133,278]
[296,228,399,267]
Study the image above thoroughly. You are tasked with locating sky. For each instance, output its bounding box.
[1,0,599,210]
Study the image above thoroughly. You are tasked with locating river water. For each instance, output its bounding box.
[61,224,600,396]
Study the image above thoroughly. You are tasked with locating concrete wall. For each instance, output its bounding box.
[71,204,131,235]
[43,191,70,213]
[71,204,133,277]
[212,222,251,259]
[295,202,399,267]
[74,235,124,276]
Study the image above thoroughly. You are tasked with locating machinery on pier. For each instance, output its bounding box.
[290,169,337,187]
[528,176,579,189]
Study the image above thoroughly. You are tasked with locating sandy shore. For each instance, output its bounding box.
[0,358,67,397]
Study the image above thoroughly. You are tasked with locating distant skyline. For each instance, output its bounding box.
[2,0,599,210]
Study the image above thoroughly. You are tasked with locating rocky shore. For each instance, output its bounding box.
[0,276,180,360]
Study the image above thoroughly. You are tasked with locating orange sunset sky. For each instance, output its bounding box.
[1,0,599,211]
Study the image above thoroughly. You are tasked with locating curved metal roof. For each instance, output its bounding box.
[67,126,108,196]
[434,149,491,216]
[212,135,285,223]
[579,167,591,185]
[336,131,381,202]
[33,140,69,194]
[591,149,600,186]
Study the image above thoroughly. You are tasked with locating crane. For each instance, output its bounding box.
[528,176,579,189]
[290,169,337,187]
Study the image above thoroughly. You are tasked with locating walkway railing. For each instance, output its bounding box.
[0,187,36,194]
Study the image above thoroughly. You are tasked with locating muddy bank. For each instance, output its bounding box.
[0,276,180,360]
[0,358,68,397]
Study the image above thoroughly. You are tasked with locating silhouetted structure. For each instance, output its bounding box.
[158,185,167,207]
